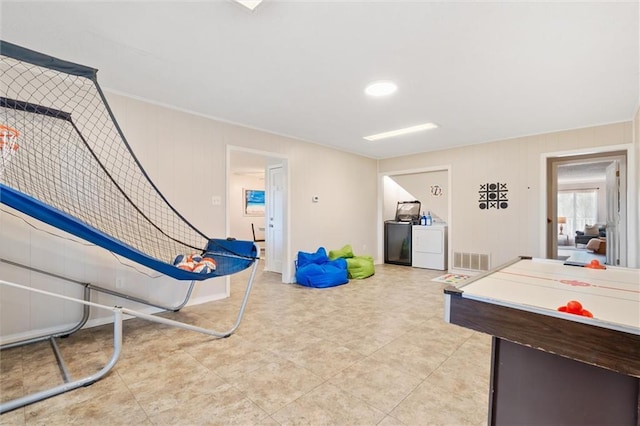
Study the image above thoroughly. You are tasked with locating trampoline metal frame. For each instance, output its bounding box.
[0,40,263,414]
[0,250,260,414]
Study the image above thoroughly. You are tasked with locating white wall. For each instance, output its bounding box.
[378,122,636,270]
[291,145,378,257]
[0,91,379,343]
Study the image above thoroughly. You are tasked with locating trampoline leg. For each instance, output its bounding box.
[119,258,261,338]
[0,308,123,415]
[0,250,259,412]
[0,254,260,413]
[221,257,260,337]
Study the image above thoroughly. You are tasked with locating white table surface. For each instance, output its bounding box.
[457,258,640,334]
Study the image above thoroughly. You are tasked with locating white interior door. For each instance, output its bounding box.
[605,161,620,266]
[266,165,284,273]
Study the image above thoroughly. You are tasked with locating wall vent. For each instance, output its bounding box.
[453,252,491,271]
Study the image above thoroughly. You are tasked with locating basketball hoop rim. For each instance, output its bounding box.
[0,124,19,151]
[0,124,19,138]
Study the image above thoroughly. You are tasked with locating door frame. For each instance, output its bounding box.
[540,143,636,267]
[226,145,291,283]
[377,165,452,267]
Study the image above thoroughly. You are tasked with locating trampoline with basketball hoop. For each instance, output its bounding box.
[0,40,260,413]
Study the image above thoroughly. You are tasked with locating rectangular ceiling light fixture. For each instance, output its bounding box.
[364,122,439,141]
[234,0,263,10]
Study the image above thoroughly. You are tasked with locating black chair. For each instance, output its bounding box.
[251,224,265,243]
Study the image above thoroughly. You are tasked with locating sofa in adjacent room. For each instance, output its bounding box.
[575,225,606,247]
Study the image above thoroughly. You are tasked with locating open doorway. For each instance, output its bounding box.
[547,151,627,266]
[378,166,451,269]
[227,147,290,281]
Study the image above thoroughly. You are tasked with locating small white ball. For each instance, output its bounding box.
[201,257,216,271]
[193,263,211,274]
[177,261,194,271]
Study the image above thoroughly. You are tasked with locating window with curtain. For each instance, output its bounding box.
[558,189,598,238]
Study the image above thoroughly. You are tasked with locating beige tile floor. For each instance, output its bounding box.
[1,262,491,425]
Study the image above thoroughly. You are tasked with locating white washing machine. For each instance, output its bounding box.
[412,224,447,270]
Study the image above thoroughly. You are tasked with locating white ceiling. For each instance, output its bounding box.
[1,1,638,160]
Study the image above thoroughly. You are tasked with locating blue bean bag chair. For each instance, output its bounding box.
[295,247,349,288]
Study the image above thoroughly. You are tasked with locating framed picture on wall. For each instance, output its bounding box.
[244,189,265,216]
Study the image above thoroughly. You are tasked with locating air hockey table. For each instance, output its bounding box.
[444,256,640,425]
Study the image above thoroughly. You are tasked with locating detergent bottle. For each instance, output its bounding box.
[426,211,433,226]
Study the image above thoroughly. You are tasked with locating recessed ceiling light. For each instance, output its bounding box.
[234,0,263,11]
[364,123,439,141]
[365,81,397,97]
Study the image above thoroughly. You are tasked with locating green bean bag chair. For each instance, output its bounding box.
[329,245,354,260]
[329,245,375,279]
[345,256,375,279]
